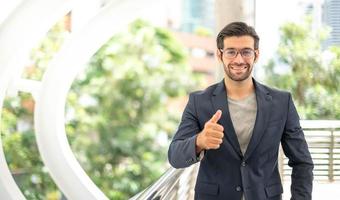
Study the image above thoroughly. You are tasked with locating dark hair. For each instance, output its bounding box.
[216,22,259,50]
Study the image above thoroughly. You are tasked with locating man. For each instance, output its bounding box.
[168,22,313,200]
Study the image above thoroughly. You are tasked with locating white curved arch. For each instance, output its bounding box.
[34,0,157,199]
[0,1,73,199]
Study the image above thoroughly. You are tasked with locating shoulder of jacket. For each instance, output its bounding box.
[259,83,290,97]
[189,82,219,97]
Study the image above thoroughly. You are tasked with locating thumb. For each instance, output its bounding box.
[210,110,222,123]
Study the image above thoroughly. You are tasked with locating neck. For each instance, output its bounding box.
[224,77,255,100]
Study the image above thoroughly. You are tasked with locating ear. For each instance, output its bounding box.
[216,49,223,62]
[254,50,259,63]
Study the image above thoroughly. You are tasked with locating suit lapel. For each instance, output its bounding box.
[211,80,243,157]
[244,80,272,160]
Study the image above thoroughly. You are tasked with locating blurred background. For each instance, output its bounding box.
[0,0,339,199]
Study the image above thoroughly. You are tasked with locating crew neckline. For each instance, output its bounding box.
[228,92,256,102]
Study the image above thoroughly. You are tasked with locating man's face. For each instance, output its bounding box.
[218,36,259,82]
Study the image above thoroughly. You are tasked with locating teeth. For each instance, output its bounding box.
[231,66,247,70]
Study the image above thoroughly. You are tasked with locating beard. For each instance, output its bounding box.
[223,62,253,82]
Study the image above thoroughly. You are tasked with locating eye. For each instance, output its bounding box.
[241,49,254,57]
[225,49,237,57]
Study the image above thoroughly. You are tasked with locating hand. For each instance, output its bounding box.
[196,110,224,153]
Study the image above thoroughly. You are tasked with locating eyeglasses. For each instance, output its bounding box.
[220,48,256,59]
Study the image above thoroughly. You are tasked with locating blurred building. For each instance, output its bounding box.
[322,0,340,47]
[181,0,215,33]
[298,0,340,48]
[301,0,323,30]
[175,0,218,88]
[173,32,216,86]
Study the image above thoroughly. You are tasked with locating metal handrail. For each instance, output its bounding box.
[130,167,185,200]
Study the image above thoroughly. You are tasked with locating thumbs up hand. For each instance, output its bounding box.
[196,110,224,153]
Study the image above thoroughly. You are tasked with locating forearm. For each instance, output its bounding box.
[195,131,204,154]
[290,162,313,199]
[168,134,200,168]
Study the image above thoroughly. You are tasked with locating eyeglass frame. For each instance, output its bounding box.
[219,48,257,59]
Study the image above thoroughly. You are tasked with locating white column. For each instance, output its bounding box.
[0,0,73,199]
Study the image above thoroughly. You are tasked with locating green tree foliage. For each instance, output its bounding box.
[1,19,199,199]
[264,18,340,119]
[67,19,198,199]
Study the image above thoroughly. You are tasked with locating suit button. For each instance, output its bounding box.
[241,161,246,167]
[236,186,242,192]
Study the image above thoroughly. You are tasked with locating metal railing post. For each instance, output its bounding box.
[329,128,335,182]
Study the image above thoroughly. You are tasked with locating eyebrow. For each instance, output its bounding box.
[224,47,253,50]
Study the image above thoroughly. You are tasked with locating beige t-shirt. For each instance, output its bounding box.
[228,92,257,155]
[228,92,257,200]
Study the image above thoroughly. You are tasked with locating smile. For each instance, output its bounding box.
[230,65,247,70]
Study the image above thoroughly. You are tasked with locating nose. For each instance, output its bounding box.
[233,52,245,63]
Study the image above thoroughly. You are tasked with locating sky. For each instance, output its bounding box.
[256,0,316,63]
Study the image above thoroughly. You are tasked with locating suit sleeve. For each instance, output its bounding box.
[168,93,202,168]
[281,93,314,200]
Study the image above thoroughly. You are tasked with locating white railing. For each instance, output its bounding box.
[281,120,340,182]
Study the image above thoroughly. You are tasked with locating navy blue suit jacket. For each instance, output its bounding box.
[168,79,313,200]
